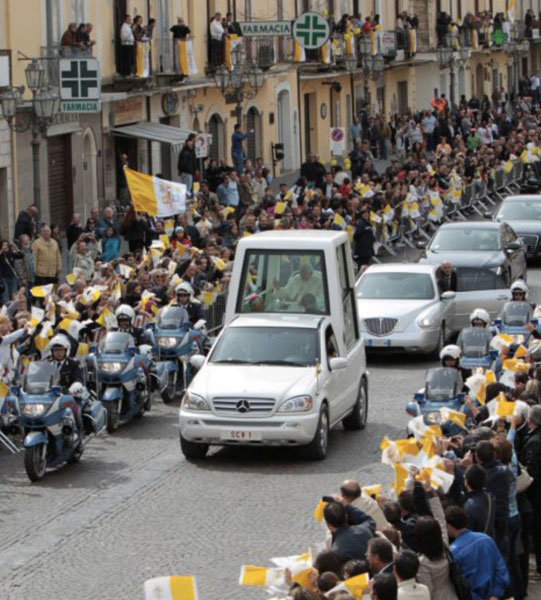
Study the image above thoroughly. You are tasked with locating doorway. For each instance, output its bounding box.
[159,116,172,180]
[303,92,317,158]
[245,107,262,164]
[207,113,225,163]
[397,81,408,115]
[114,0,127,75]
[476,63,484,99]
[48,135,73,229]
[82,129,98,220]
[277,90,292,170]
[115,136,138,199]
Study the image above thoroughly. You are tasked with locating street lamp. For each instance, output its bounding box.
[0,57,60,215]
[215,45,264,126]
[344,55,357,73]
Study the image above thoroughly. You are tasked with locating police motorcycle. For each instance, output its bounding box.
[13,346,106,481]
[493,281,538,338]
[406,346,467,437]
[146,305,204,403]
[457,309,498,370]
[88,330,153,433]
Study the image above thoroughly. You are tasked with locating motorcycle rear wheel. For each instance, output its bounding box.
[161,371,177,404]
[24,444,47,482]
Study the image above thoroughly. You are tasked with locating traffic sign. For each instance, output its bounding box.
[59,58,101,113]
[330,127,346,155]
[293,12,330,50]
[195,133,209,159]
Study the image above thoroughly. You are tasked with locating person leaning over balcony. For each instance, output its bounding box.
[60,23,83,54]
[119,14,135,76]
[209,12,224,67]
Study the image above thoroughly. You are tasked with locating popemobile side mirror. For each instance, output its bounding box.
[483,211,492,219]
[416,241,427,250]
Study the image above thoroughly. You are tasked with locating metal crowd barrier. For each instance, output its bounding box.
[371,159,532,258]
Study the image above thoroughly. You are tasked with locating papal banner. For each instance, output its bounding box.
[124,168,187,217]
[136,41,151,78]
[178,39,198,76]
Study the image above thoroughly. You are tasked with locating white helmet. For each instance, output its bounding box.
[69,382,85,398]
[510,280,528,297]
[470,308,490,326]
[440,344,461,361]
[115,304,135,324]
[50,334,71,353]
[175,282,194,297]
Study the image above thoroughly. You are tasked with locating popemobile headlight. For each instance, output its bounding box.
[22,403,48,417]
[277,395,313,413]
[183,392,210,411]
[100,362,125,373]
[158,337,178,348]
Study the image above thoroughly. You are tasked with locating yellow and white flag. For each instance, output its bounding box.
[294,41,306,62]
[409,29,417,53]
[178,39,198,76]
[118,263,134,279]
[507,0,516,21]
[30,284,54,298]
[125,168,187,217]
[81,286,102,306]
[96,308,117,330]
[327,573,370,599]
[239,565,285,587]
[321,40,332,64]
[136,40,151,78]
[144,576,198,600]
[29,306,45,328]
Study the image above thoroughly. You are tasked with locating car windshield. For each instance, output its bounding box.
[237,250,329,315]
[425,367,460,401]
[459,327,493,357]
[99,332,132,354]
[156,306,190,330]
[356,272,435,300]
[210,326,319,367]
[502,301,532,326]
[498,200,541,221]
[430,228,501,251]
[22,361,58,394]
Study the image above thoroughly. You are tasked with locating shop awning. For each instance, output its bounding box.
[112,122,194,152]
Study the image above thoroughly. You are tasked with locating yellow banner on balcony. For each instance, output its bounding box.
[472,29,479,50]
[136,41,150,78]
[409,29,417,54]
[321,40,331,64]
[293,41,306,62]
[344,33,354,56]
[224,34,241,71]
[178,40,198,76]
[507,0,515,20]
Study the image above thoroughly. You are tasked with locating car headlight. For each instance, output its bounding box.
[100,362,125,373]
[158,336,179,348]
[416,309,439,329]
[277,395,313,413]
[22,403,48,417]
[183,392,210,411]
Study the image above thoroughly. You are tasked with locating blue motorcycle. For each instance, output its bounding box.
[493,301,539,338]
[147,306,203,403]
[457,327,498,370]
[14,361,106,481]
[88,331,152,433]
[406,367,466,437]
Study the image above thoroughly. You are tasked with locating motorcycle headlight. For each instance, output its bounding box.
[158,337,178,348]
[425,411,442,424]
[100,362,125,373]
[22,403,48,417]
[277,395,313,413]
[183,392,210,411]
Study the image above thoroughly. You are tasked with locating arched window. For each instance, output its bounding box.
[207,113,225,163]
[245,107,262,164]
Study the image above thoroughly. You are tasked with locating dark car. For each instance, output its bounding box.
[418,221,527,286]
[491,195,541,258]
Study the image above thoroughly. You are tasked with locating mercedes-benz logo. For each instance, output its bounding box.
[236,400,250,413]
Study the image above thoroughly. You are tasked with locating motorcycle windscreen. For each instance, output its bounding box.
[22,361,58,394]
[156,306,191,330]
[502,301,532,326]
[425,367,460,401]
[460,327,493,358]
[99,331,134,354]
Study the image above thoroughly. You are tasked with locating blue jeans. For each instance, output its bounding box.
[179,173,193,193]
[232,152,244,174]
[1,277,18,305]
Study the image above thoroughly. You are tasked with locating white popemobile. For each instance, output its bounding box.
[179,230,368,460]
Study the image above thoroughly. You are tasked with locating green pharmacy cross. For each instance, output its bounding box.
[293,12,331,49]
